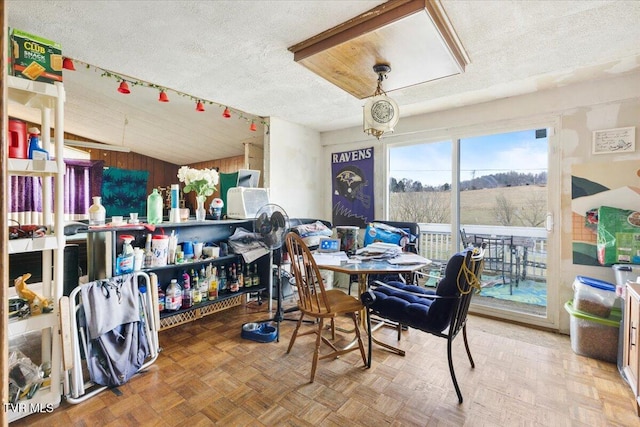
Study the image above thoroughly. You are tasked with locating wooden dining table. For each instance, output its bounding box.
[315,258,430,297]
[315,256,430,331]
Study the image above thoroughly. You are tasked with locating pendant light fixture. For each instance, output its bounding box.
[363,64,399,140]
[249,121,257,132]
[117,81,130,94]
[196,100,205,112]
[158,90,169,102]
[222,107,231,118]
[62,57,75,70]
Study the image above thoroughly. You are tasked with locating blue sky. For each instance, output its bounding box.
[389,129,548,187]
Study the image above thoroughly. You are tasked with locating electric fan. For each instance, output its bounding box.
[253,203,290,341]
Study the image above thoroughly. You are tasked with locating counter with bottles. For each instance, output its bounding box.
[85,219,269,330]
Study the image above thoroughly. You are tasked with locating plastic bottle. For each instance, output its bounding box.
[170,184,180,222]
[144,234,153,268]
[165,279,182,311]
[181,270,192,309]
[219,265,227,292]
[147,188,163,224]
[245,263,252,288]
[238,261,244,289]
[209,265,218,300]
[115,235,135,275]
[158,284,165,312]
[191,268,201,304]
[199,266,208,300]
[252,264,260,288]
[88,196,106,226]
[170,184,180,209]
[230,263,239,292]
[27,127,49,160]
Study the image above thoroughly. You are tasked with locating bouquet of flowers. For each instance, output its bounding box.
[177,166,219,197]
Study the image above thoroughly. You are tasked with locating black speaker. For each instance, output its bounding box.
[63,244,80,296]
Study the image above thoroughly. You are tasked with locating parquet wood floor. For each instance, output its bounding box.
[11,299,640,426]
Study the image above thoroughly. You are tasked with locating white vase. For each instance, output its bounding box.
[195,195,206,221]
[89,196,106,225]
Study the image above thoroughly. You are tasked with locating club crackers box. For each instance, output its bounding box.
[9,28,63,84]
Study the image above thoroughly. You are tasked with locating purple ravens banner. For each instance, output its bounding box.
[332,147,374,228]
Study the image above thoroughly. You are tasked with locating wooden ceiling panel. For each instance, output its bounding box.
[289,0,469,99]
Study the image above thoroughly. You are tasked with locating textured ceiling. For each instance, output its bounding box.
[6,1,640,165]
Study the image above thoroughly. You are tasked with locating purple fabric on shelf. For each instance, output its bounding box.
[9,159,103,216]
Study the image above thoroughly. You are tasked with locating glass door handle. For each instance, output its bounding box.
[546,213,554,232]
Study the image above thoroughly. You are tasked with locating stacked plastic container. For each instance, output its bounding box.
[612,264,640,375]
[564,276,619,363]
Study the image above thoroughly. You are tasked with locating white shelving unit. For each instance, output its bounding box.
[7,75,65,422]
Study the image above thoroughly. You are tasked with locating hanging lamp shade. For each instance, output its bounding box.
[249,121,257,132]
[158,91,169,102]
[363,64,399,139]
[222,107,231,118]
[196,101,205,112]
[62,57,75,71]
[117,81,130,94]
[363,94,399,139]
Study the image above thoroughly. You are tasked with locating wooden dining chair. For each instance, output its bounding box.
[284,232,367,382]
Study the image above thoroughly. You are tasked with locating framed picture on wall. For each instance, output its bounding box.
[592,126,635,154]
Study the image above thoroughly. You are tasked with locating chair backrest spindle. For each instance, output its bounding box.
[286,232,331,315]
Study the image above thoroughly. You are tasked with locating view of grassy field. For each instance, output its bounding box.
[391,185,547,226]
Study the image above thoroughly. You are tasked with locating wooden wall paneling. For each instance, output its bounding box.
[140,154,151,193]
[133,152,142,177]
[115,151,125,169]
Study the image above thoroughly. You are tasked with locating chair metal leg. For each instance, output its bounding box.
[366,311,406,362]
[447,337,464,404]
[366,308,372,368]
[462,324,475,368]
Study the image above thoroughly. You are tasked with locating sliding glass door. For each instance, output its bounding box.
[459,129,549,319]
[388,126,556,326]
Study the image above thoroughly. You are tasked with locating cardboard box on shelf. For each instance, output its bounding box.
[9,28,62,84]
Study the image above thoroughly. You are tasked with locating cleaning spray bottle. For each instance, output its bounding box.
[115,235,135,275]
[27,127,49,160]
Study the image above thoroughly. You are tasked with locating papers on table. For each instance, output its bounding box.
[313,244,430,267]
[313,251,349,266]
[355,242,431,265]
[354,242,403,260]
[386,253,431,265]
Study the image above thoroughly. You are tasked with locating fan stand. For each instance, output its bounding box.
[252,203,291,343]
[256,250,285,342]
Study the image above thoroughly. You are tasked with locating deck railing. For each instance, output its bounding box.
[416,223,548,281]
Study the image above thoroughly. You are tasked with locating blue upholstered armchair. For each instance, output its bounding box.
[361,246,485,403]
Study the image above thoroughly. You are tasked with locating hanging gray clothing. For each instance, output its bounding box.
[78,274,150,387]
[81,274,140,339]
